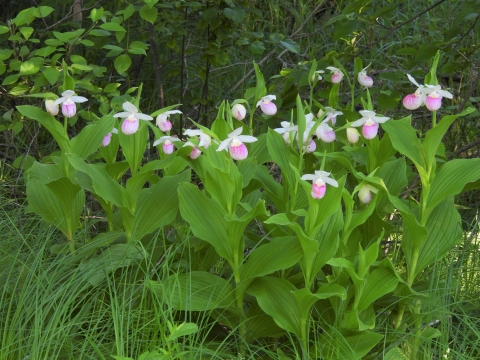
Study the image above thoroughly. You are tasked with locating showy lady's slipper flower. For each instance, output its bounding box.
[301,170,339,199]
[358,184,379,204]
[402,74,427,110]
[358,64,373,88]
[54,90,88,118]
[274,121,298,145]
[316,120,336,143]
[326,66,344,83]
[350,110,390,140]
[231,104,247,120]
[153,136,181,155]
[102,128,118,147]
[424,84,453,111]
[346,127,360,144]
[305,139,316,153]
[319,107,343,126]
[311,70,325,82]
[156,110,182,132]
[256,95,277,116]
[114,101,153,135]
[183,141,202,159]
[45,99,59,116]
[217,127,257,161]
[183,129,212,149]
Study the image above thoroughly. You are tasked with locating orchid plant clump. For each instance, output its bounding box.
[17,51,478,360]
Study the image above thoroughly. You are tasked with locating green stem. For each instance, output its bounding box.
[233,258,246,356]
[411,299,422,359]
[432,110,437,127]
[64,116,68,136]
[300,317,309,358]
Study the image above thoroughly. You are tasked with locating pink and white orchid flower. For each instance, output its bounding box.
[54,90,88,118]
[114,101,153,135]
[402,74,427,110]
[316,120,336,143]
[256,95,277,116]
[350,110,390,140]
[274,121,298,145]
[183,129,212,149]
[102,128,118,147]
[319,107,343,126]
[301,170,339,199]
[357,64,373,88]
[156,110,182,132]
[183,141,202,159]
[327,66,344,83]
[424,84,453,111]
[153,135,181,155]
[217,127,257,160]
[231,104,247,120]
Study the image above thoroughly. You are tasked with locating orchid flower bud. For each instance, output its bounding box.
[346,127,360,144]
[231,104,247,120]
[358,184,378,204]
[45,100,59,116]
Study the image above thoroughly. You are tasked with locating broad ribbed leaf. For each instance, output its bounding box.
[125,170,153,210]
[423,107,474,171]
[149,271,236,311]
[384,347,408,360]
[415,198,461,277]
[425,159,480,221]
[253,61,266,105]
[357,268,399,311]
[240,236,302,281]
[28,162,63,184]
[318,330,383,359]
[237,157,256,188]
[67,153,127,207]
[254,165,284,211]
[382,116,427,172]
[71,115,114,158]
[294,285,346,321]
[267,129,296,189]
[249,133,271,165]
[244,302,285,341]
[133,171,189,239]
[118,122,148,174]
[248,277,302,337]
[178,183,232,262]
[377,158,407,211]
[17,105,71,152]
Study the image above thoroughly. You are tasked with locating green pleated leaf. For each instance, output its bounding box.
[244,302,285,341]
[118,122,148,175]
[125,170,153,210]
[204,159,242,214]
[267,129,296,190]
[28,162,63,184]
[133,171,190,239]
[254,165,284,211]
[17,105,71,153]
[377,158,407,211]
[240,236,302,281]
[249,133,271,164]
[67,153,127,208]
[423,107,474,172]
[383,347,408,360]
[253,61,266,106]
[357,267,399,311]
[425,158,480,221]
[27,177,84,239]
[248,277,302,338]
[237,157,256,188]
[71,115,115,158]
[382,116,427,173]
[149,271,236,311]
[318,330,383,359]
[178,183,232,263]
[167,322,199,342]
[415,198,462,277]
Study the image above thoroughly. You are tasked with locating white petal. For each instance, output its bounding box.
[113,112,131,118]
[122,101,138,114]
[71,96,88,103]
[275,127,287,134]
[184,129,202,136]
[300,174,317,181]
[152,139,161,147]
[217,138,232,151]
[373,116,390,123]
[263,94,276,102]
[111,128,118,134]
[315,170,331,177]
[280,121,291,128]
[350,118,366,127]
[359,110,376,117]
[237,135,258,143]
[61,90,75,97]
[184,141,195,147]
[438,89,453,99]
[230,127,243,137]
[323,176,338,188]
[407,74,422,88]
[54,97,67,105]
[320,121,333,132]
[361,63,371,72]
[315,70,325,74]
[326,66,339,72]
[165,110,182,116]
[256,99,262,108]
[305,113,314,123]
[137,113,153,121]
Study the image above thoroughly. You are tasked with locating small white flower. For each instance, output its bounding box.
[217,127,257,160]
[156,110,182,132]
[184,129,212,149]
[54,90,88,118]
[114,101,153,135]
[301,170,338,199]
